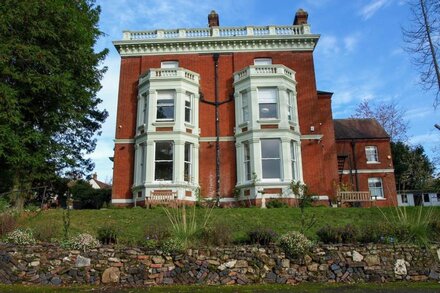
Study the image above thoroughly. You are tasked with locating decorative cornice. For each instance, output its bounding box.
[113,25,319,57]
[339,169,395,175]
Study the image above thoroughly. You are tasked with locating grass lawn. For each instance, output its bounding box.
[16,206,440,245]
[1,282,440,293]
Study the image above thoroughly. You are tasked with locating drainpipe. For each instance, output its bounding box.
[351,140,359,191]
[199,53,234,206]
[214,53,221,206]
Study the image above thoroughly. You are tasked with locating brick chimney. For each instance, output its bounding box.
[293,8,308,25]
[208,10,219,27]
[93,173,97,180]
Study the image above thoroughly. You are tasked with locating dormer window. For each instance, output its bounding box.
[254,58,272,65]
[161,61,179,68]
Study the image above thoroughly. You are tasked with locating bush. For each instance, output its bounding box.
[161,238,184,254]
[144,221,170,242]
[97,225,119,245]
[248,227,278,245]
[358,223,394,244]
[198,221,233,246]
[6,228,36,245]
[65,233,100,251]
[70,180,111,209]
[316,224,359,244]
[278,231,313,258]
[0,197,10,213]
[266,199,288,208]
[0,212,17,237]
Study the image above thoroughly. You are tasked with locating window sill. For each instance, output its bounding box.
[372,197,386,201]
[238,121,249,128]
[257,119,280,124]
[153,121,175,126]
[366,161,381,164]
[184,122,195,128]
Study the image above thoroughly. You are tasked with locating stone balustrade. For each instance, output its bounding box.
[234,65,296,83]
[123,25,310,41]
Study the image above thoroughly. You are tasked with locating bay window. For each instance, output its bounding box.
[258,87,278,119]
[156,90,175,121]
[155,141,173,181]
[261,139,281,179]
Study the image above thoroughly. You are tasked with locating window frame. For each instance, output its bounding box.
[258,87,278,120]
[254,58,272,65]
[156,90,175,122]
[242,91,249,123]
[184,142,193,182]
[184,92,192,124]
[243,141,251,181]
[287,90,294,122]
[368,177,384,198]
[261,139,282,180]
[401,194,408,204]
[290,140,298,180]
[365,146,379,163]
[161,61,179,68]
[154,141,174,181]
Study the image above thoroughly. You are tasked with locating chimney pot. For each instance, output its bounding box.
[293,8,308,25]
[208,10,219,27]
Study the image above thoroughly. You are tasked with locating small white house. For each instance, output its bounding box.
[397,192,440,207]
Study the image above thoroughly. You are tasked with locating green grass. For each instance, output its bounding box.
[1,282,440,293]
[16,206,440,245]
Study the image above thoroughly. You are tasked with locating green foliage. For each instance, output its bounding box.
[33,218,59,242]
[291,181,317,233]
[379,206,435,246]
[266,199,288,208]
[316,224,359,244]
[0,0,108,208]
[62,207,71,240]
[97,225,119,245]
[247,227,278,245]
[278,231,313,259]
[0,197,10,213]
[163,204,214,248]
[357,223,395,244]
[391,142,434,191]
[69,180,111,209]
[161,238,185,254]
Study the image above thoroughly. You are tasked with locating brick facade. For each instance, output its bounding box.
[111,10,397,207]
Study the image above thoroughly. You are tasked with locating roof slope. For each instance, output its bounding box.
[334,118,389,140]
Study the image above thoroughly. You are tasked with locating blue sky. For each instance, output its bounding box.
[91,0,440,183]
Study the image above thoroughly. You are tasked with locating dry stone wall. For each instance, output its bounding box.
[0,243,439,286]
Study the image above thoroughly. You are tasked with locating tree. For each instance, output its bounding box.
[0,0,108,209]
[70,180,111,209]
[403,0,440,107]
[351,99,409,142]
[391,142,434,191]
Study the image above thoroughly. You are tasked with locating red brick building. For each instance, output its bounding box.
[111,9,397,206]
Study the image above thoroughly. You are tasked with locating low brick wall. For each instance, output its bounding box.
[0,243,439,286]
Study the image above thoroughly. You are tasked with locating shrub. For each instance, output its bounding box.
[144,221,170,242]
[0,212,17,237]
[358,223,394,244]
[6,228,36,245]
[66,233,100,251]
[198,221,233,246]
[278,231,313,258]
[161,238,184,254]
[70,180,111,209]
[0,198,10,213]
[97,225,119,245]
[248,227,278,245]
[316,224,359,244]
[266,199,288,208]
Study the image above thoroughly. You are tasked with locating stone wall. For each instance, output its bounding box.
[0,243,439,286]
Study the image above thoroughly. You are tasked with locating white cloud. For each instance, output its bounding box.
[360,0,391,20]
[343,35,359,52]
[316,35,339,56]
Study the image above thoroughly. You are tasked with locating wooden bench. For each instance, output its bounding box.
[337,191,373,207]
[146,190,177,207]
